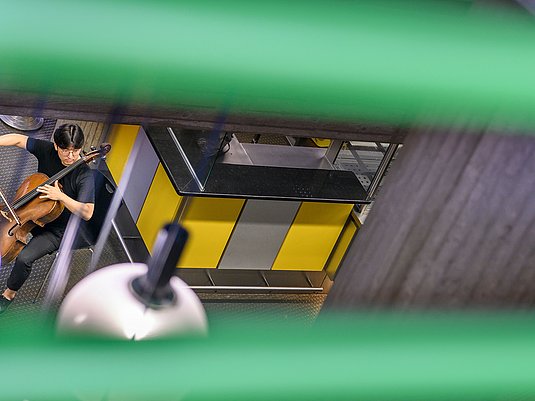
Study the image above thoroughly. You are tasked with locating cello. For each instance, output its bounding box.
[0,143,111,265]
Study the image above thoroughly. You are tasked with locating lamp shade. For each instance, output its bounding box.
[57,262,208,340]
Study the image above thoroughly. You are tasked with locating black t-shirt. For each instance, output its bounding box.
[26,138,95,237]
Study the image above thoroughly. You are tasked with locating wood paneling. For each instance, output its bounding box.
[326,127,535,308]
[54,119,107,151]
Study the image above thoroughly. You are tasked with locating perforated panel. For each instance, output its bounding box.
[200,293,326,324]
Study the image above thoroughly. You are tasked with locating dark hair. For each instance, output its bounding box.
[53,124,85,149]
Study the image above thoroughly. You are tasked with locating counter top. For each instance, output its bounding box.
[146,126,369,204]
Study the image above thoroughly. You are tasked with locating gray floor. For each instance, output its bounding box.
[200,292,326,324]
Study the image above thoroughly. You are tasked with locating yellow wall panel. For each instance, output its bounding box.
[137,164,183,252]
[178,197,245,269]
[105,124,139,183]
[325,215,359,279]
[272,202,354,271]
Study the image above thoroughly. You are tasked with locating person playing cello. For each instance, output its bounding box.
[0,123,95,314]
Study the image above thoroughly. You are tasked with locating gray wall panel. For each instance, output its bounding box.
[218,200,300,270]
[122,127,160,221]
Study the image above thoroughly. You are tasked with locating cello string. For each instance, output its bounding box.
[12,164,77,208]
[14,159,82,207]
[13,154,90,209]
[14,146,102,209]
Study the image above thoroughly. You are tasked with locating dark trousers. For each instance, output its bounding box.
[7,229,61,291]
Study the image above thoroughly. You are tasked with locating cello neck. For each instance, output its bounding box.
[44,157,86,187]
[11,143,111,210]
[12,158,86,210]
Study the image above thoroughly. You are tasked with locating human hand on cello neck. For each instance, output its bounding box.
[36,181,95,221]
[37,180,63,202]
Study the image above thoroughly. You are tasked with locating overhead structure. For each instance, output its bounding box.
[1,1,535,137]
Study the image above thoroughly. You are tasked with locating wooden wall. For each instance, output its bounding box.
[325,126,535,309]
[54,119,107,151]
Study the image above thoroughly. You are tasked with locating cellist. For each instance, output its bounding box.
[0,124,95,314]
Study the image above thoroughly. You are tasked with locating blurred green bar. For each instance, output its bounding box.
[1,0,535,130]
[2,311,535,400]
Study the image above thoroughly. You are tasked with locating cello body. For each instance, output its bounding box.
[0,173,64,265]
[0,142,111,266]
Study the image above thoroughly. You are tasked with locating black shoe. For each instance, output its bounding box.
[0,295,12,314]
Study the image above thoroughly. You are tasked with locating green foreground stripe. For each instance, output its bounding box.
[1,0,535,130]
[2,312,535,400]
